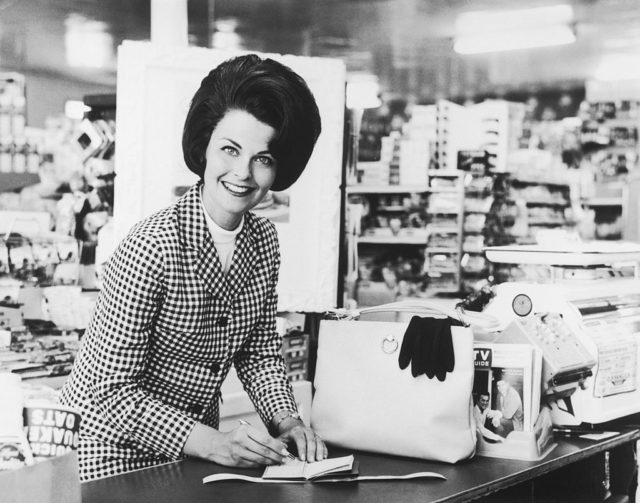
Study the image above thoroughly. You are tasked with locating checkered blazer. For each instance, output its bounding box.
[59,182,297,481]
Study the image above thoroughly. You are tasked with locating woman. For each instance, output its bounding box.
[60,54,326,481]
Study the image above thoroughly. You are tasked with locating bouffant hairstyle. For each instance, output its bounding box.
[182,54,321,191]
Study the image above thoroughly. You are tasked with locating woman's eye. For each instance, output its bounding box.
[255,156,274,167]
[222,145,239,156]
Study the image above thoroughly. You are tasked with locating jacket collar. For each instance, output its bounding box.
[177,182,259,300]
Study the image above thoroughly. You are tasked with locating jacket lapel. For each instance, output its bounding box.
[177,183,230,300]
[226,215,259,299]
[177,183,259,301]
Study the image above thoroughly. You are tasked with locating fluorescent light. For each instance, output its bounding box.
[65,14,114,68]
[454,25,576,55]
[346,73,382,110]
[211,18,243,50]
[454,4,575,54]
[456,4,574,34]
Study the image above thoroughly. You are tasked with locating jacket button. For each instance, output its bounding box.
[188,404,203,415]
[216,317,228,327]
[210,362,221,373]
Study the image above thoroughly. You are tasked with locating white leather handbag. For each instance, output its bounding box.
[310,300,498,463]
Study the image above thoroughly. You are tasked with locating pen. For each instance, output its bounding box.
[552,428,603,437]
[238,419,296,461]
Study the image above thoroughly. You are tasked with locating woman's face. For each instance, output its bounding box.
[202,109,277,230]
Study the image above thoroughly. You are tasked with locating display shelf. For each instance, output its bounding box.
[358,235,427,245]
[528,220,571,226]
[583,197,623,207]
[426,226,460,234]
[524,200,570,207]
[426,247,459,253]
[428,169,463,177]
[425,170,464,294]
[377,205,406,211]
[510,178,570,188]
[0,172,40,193]
[484,242,640,266]
[426,209,461,215]
[346,185,430,194]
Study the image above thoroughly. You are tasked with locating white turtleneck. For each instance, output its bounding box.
[201,194,244,275]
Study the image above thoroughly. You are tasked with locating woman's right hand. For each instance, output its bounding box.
[183,422,290,467]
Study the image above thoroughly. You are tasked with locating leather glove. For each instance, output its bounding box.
[398,315,462,381]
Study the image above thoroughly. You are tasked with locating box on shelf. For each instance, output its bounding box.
[281,329,310,382]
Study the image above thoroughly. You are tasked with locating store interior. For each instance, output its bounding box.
[2,0,640,501]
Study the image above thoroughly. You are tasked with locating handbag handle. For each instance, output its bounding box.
[346,300,500,331]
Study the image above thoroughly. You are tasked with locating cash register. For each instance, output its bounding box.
[482,242,640,426]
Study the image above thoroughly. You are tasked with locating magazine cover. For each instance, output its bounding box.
[473,343,548,460]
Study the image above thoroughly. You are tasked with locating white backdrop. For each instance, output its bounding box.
[113,41,345,312]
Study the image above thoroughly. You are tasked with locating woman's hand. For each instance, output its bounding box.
[184,422,290,467]
[277,418,328,462]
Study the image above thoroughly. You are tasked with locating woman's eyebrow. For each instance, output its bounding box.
[221,137,272,156]
[221,138,242,149]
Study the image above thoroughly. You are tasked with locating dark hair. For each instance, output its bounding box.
[182,54,321,191]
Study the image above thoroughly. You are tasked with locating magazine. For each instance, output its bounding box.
[473,342,549,460]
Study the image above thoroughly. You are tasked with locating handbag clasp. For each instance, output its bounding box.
[382,335,399,354]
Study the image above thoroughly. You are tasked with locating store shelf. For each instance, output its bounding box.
[485,242,640,266]
[426,247,460,253]
[346,185,430,194]
[510,177,570,188]
[427,209,461,215]
[583,197,623,207]
[358,235,427,245]
[528,220,570,226]
[428,170,463,177]
[525,200,570,207]
[377,205,406,211]
[426,227,460,234]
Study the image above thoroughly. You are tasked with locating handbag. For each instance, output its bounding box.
[310,300,499,463]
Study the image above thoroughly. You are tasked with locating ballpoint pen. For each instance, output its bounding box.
[238,419,296,461]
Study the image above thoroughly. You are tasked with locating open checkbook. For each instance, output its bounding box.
[202,455,446,484]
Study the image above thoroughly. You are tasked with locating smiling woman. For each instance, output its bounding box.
[58,54,326,481]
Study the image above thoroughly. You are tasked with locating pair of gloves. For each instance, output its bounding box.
[398,316,463,382]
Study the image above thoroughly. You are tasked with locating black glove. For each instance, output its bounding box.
[398,315,462,381]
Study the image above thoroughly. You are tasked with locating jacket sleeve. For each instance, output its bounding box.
[84,232,196,459]
[233,242,297,428]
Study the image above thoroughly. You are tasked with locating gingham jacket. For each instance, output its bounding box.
[59,182,297,481]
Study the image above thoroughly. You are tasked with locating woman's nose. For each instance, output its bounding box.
[231,157,252,179]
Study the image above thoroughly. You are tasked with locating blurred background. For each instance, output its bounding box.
[1,0,639,125]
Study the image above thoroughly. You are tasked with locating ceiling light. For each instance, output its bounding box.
[65,14,114,69]
[454,25,576,55]
[346,73,381,110]
[454,4,575,55]
[211,18,242,50]
[456,4,574,34]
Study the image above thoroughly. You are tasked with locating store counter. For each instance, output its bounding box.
[80,429,640,503]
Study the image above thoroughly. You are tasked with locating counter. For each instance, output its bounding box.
[81,429,639,503]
